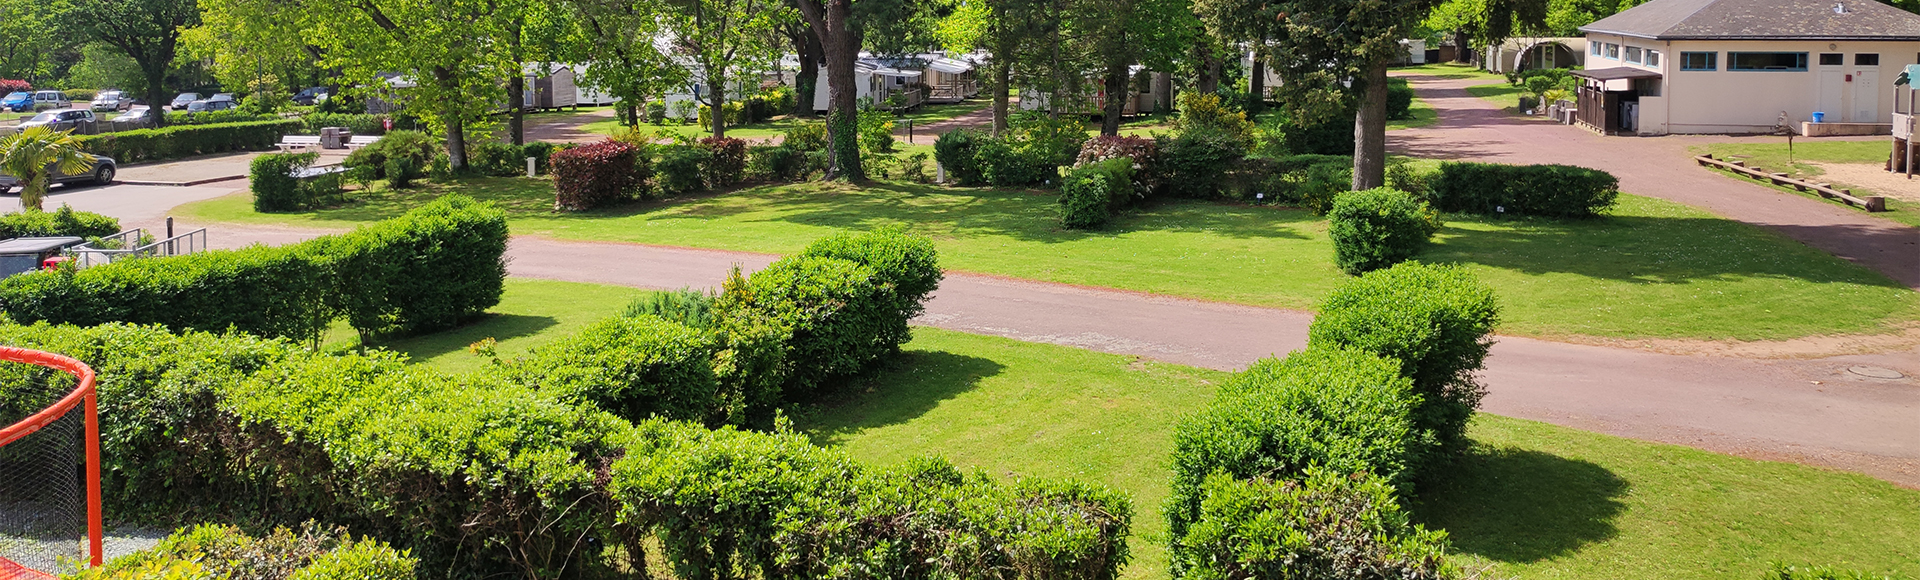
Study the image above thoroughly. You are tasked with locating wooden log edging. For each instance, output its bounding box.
[1695,154,1888,212]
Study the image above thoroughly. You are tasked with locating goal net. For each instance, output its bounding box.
[0,349,101,579]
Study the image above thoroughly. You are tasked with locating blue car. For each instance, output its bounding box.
[0,92,31,113]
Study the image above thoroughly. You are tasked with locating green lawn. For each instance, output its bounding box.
[389,279,1920,580]
[1389,97,1439,130]
[180,179,1919,341]
[1465,83,1527,112]
[1691,141,1920,227]
[1394,62,1510,83]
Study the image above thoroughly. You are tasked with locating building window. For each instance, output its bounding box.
[1856,53,1880,66]
[1647,50,1661,67]
[1606,43,1620,59]
[1680,52,1718,71]
[1819,53,1844,65]
[1729,52,1809,71]
[1592,42,1603,56]
[1625,46,1643,63]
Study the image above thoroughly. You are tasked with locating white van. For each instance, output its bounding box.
[31,91,70,109]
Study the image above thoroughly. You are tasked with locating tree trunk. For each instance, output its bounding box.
[1154,71,1173,114]
[146,66,168,128]
[992,63,1011,136]
[1099,63,1127,136]
[1453,30,1472,64]
[794,31,821,116]
[1198,50,1221,94]
[508,74,526,145]
[709,73,728,140]
[436,67,468,170]
[803,0,862,180]
[623,103,639,127]
[1351,60,1389,191]
[1248,50,1265,113]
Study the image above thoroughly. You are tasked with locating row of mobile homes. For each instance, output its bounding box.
[809,60,925,111]
[1018,65,1155,116]
[1576,0,1920,135]
[1481,37,1587,73]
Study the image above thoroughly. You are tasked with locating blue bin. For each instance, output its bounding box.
[1812,111,1826,123]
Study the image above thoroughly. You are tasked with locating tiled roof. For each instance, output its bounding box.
[1580,0,1920,40]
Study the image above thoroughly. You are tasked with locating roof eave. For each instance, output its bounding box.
[1658,34,1920,40]
[1580,28,1665,40]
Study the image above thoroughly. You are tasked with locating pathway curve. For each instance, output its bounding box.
[1391,73,1920,290]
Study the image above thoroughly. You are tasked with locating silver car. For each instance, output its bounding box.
[111,105,157,128]
[18,109,97,132]
[0,155,118,195]
[90,91,129,111]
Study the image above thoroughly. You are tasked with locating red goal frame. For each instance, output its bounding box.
[0,347,102,577]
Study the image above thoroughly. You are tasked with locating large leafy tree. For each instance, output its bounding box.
[0,127,93,212]
[937,0,1039,135]
[1195,0,1283,111]
[566,0,689,128]
[57,0,201,127]
[0,0,58,82]
[792,0,935,179]
[185,0,326,100]
[660,0,787,140]
[1084,0,1194,134]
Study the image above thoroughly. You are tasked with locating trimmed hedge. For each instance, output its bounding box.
[342,130,436,187]
[656,144,712,195]
[713,255,891,399]
[308,195,508,337]
[1429,162,1619,218]
[69,523,415,580]
[250,152,342,212]
[493,314,723,424]
[0,205,119,239]
[1307,262,1500,451]
[301,112,388,136]
[1166,347,1424,554]
[552,140,643,210]
[934,128,987,185]
[1176,470,1455,580]
[614,419,1134,580]
[698,136,747,188]
[1155,133,1243,199]
[1327,187,1440,275]
[798,226,943,341]
[1060,158,1134,229]
[76,119,304,164]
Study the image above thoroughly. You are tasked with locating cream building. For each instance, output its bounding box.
[1575,0,1920,135]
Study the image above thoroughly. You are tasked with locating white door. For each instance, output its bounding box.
[1817,60,1845,118]
[1853,70,1881,123]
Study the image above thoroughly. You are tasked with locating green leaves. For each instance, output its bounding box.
[0,126,95,211]
[1327,187,1441,275]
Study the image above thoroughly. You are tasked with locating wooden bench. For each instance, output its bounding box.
[1694,154,1887,212]
[345,135,381,151]
[276,135,322,153]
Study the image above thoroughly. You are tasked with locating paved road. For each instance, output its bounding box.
[1392,73,1920,290]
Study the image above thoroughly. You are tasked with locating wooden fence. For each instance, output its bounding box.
[1694,154,1888,212]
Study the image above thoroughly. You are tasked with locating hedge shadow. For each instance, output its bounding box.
[1412,445,1628,563]
[799,349,1005,447]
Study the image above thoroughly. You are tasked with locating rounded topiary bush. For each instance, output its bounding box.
[1059,158,1133,229]
[1327,187,1440,275]
[1175,469,1456,580]
[551,140,642,211]
[1307,262,1499,452]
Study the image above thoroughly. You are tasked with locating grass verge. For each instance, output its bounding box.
[177,179,1920,341]
[1690,141,1920,228]
[383,279,1920,580]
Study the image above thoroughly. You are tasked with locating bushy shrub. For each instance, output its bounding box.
[645,100,668,124]
[1327,188,1440,275]
[711,255,891,399]
[1155,133,1243,198]
[493,314,722,424]
[0,80,29,94]
[858,108,895,154]
[302,113,387,136]
[974,137,1056,187]
[933,128,986,185]
[166,109,277,126]
[1307,262,1499,451]
[0,205,119,239]
[1166,347,1424,550]
[63,89,98,102]
[1175,470,1456,580]
[75,119,303,164]
[698,136,747,188]
[467,141,528,177]
[251,151,322,212]
[1014,111,1092,168]
[625,288,715,328]
[656,144,712,195]
[70,523,416,580]
[798,225,943,344]
[521,141,562,175]
[1429,162,1619,218]
[551,140,643,211]
[614,420,1134,580]
[1387,78,1416,120]
[1060,158,1134,229]
[342,130,436,185]
[1075,135,1157,168]
[0,244,333,342]
[746,145,809,182]
[1173,92,1253,149]
[309,194,508,337]
[783,121,829,152]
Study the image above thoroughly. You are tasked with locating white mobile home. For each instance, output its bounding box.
[1576,0,1920,135]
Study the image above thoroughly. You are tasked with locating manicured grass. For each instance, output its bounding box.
[1395,62,1510,83]
[804,328,1920,580]
[895,99,992,124]
[176,180,1920,341]
[1465,83,1526,111]
[354,278,649,374]
[375,278,1920,580]
[1691,141,1920,227]
[1389,97,1439,130]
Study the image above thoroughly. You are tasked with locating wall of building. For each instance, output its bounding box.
[1586,32,1920,134]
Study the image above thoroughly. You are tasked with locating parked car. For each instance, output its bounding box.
[291,86,328,106]
[0,155,117,195]
[169,92,201,110]
[0,92,28,112]
[29,91,69,110]
[18,109,96,132]
[209,93,236,103]
[111,105,156,128]
[183,99,237,114]
[90,90,130,111]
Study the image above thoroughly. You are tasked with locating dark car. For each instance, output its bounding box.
[0,155,118,195]
[209,93,236,103]
[291,86,328,106]
[111,105,156,128]
[18,109,96,132]
[169,92,201,110]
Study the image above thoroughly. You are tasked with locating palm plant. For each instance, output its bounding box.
[0,126,94,212]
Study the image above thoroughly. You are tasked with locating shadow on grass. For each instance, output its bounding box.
[378,313,560,362]
[1412,445,1628,563]
[797,349,1005,447]
[1425,213,1911,289]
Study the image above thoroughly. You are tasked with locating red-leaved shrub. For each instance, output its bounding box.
[0,80,30,94]
[552,140,641,211]
[1075,135,1159,192]
[698,137,747,188]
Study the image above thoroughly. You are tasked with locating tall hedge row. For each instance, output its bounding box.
[1166,261,1498,580]
[0,195,506,342]
[0,205,120,239]
[77,119,304,163]
[1429,162,1619,218]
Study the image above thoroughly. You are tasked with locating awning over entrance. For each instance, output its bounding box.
[1571,67,1663,81]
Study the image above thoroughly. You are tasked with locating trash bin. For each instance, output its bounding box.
[320,127,353,149]
[0,237,84,278]
[1811,112,1826,123]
